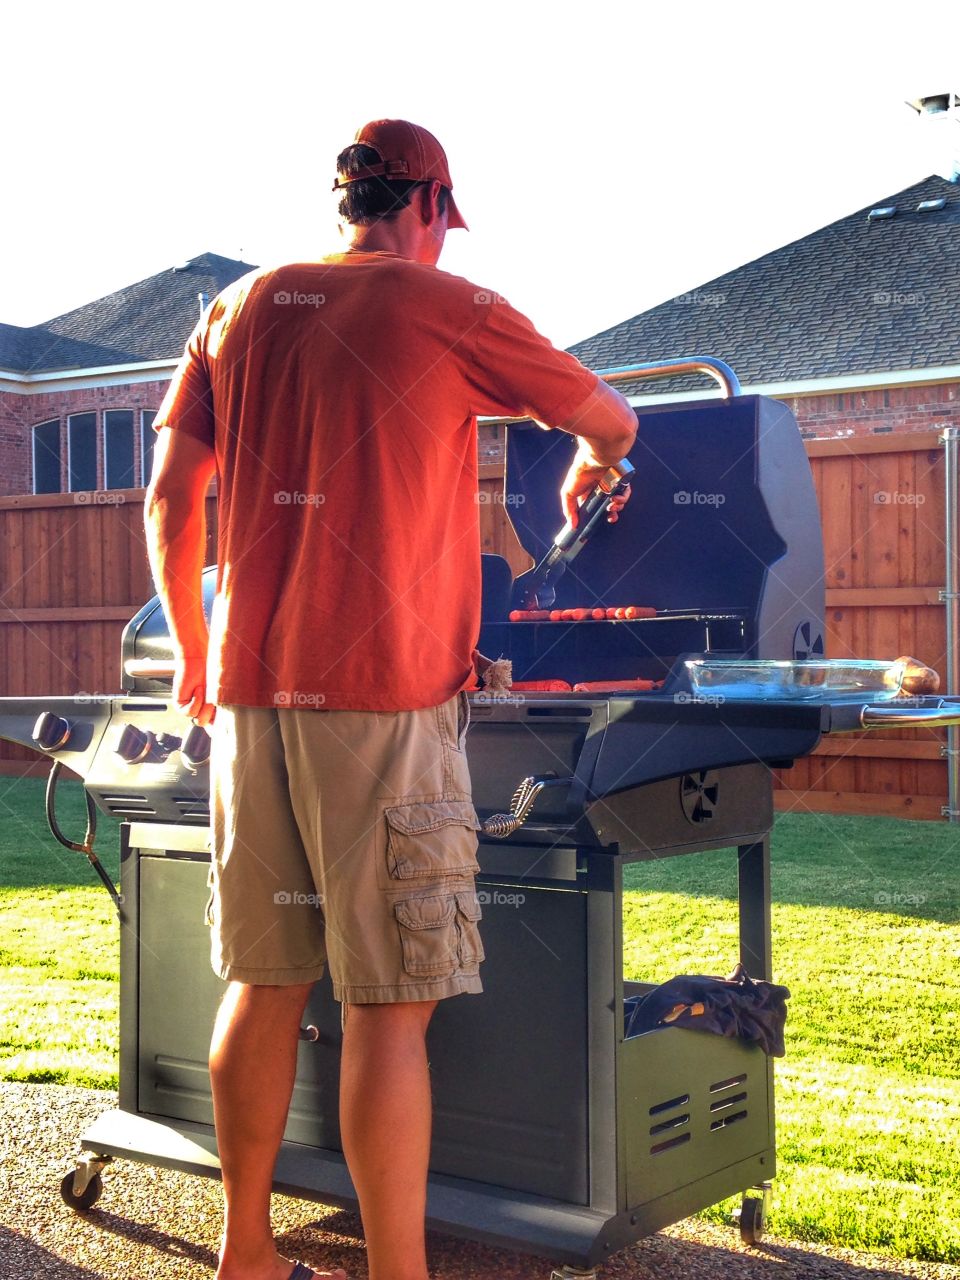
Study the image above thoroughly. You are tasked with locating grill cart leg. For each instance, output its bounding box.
[737,1179,772,1244]
[59,1153,111,1211]
[550,1269,599,1280]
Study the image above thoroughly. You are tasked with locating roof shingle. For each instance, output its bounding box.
[567,176,960,395]
[0,252,254,375]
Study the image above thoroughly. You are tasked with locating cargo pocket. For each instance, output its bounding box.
[395,894,457,978]
[454,889,484,971]
[385,799,480,882]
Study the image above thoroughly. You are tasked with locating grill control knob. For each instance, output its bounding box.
[156,733,183,752]
[32,712,72,751]
[116,724,155,764]
[181,725,211,772]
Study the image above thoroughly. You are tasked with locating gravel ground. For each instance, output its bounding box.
[1,1082,958,1280]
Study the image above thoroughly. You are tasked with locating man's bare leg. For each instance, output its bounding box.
[210,981,346,1280]
[339,1001,437,1280]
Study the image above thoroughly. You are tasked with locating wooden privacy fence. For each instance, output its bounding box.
[774,429,949,819]
[0,488,218,774]
[0,436,954,818]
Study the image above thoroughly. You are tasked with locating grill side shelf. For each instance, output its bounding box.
[588,696,827,800]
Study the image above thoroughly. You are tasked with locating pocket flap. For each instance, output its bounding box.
[384,800,481,882]
[385,799,480,836]
[395,894,456,931]
[455,890,483,922]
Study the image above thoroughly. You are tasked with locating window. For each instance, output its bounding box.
[105,409,135,489]
[141,410,158,485]
[67,413,97,492]
[33,419,62,493]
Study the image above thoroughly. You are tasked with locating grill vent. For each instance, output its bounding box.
[710,1109,748,1132]
[708,1072,748,1132]
[709,1073,746,1093]
[649,1093,689,1116]
[103,792,156,816]
[648,1091,691,1156]
[173,797,210,820]
[650,1131,691,1155]
[650,1112,690,1137]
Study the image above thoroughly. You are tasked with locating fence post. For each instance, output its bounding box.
[941,427,960,821]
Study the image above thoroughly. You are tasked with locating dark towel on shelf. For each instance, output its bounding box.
[624,962,790,1057]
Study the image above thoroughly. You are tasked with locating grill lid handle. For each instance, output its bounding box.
[124,659,176,679]
[595,357,742,399]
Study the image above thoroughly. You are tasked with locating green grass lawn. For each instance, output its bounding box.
[0,777,119,1088]
[623,813,960,1262]
[1,776,958,1259]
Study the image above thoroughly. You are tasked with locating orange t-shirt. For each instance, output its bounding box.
[154,253,599,710]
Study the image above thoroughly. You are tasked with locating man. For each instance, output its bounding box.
[145,119,636,1280]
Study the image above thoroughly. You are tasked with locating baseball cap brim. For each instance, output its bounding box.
[446,193,468,231]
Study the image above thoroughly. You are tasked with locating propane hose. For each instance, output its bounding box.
[44,761,123,915]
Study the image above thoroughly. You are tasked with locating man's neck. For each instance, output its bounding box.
[342,216,443,266]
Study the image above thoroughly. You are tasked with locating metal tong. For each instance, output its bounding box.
[518,459,635,610]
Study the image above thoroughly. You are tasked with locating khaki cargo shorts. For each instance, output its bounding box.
[208,691,483,1003]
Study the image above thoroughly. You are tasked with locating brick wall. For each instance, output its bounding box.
[0,390,31,495]
[0,379,170,497]
[787,381,960,439]
[5,377,960,499]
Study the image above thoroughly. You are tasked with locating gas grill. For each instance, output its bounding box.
[4,359,960,1279]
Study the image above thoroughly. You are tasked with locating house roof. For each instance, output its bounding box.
[0,253,254,375]
[568,175,960,395]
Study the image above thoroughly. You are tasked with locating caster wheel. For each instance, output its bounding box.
[739,1194,765,1244]
[60,1169,103,1211]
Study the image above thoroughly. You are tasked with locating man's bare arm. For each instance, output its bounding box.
[553,381,638,525]
[144,427,217,721]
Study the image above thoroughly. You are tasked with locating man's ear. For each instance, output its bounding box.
[417,180,444,227]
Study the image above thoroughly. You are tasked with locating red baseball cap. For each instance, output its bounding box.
[333,119,468,230]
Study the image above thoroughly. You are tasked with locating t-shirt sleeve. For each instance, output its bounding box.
[466,298,600,425]
[152,320,215,447]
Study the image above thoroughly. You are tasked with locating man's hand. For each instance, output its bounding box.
[553,382,637,529]
[174,652,217,726]
[561,448,633,529]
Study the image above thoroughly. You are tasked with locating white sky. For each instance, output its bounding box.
[2,0,959,349]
